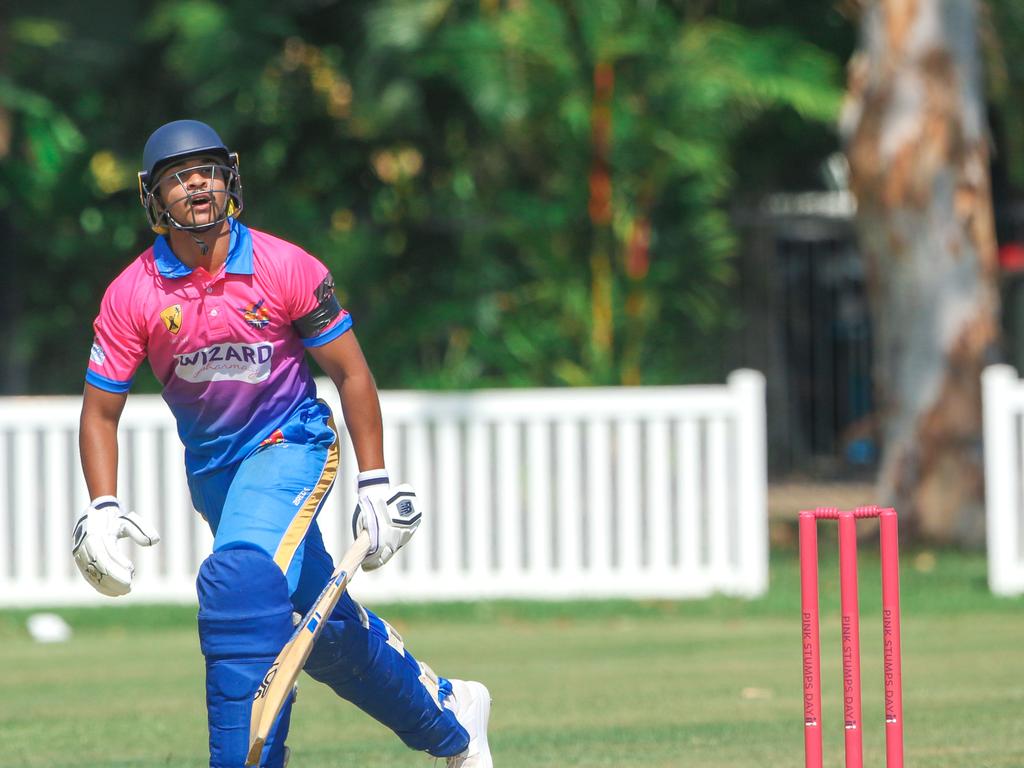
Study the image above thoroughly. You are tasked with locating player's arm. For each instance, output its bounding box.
[307,329,420,571]
[73,383,160,597]
[293,265,421,569]
[75,282,160,597]
[308,330,384,473]
[80,383,127,498]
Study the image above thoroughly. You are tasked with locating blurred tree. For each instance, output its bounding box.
[0,12,93,392]
[986,0,1024,194]
[1,3,147,392]
[842,0,1000,544]
[1,0,843,393]
[0,7,16,392]
[349,0,843,386]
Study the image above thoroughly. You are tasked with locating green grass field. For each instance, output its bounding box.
[1,543,1022,767]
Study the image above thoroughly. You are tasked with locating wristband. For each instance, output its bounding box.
[356,468,389,491]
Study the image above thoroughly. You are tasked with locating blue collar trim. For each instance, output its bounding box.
[152,219,253,278]
[152,236,190,278]
[226,219,254,275]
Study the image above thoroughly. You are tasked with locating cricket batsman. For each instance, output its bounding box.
[71,119,492,767]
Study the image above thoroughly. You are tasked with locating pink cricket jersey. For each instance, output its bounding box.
[86,219,351,475]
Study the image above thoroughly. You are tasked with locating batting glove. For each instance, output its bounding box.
[351,470,422,571]
[72,496,160,597]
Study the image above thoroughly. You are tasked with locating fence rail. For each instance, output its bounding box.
[0,371,768,606]
[982,365,1024,595]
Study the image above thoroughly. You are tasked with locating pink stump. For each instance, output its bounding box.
[799,511,823,768]
[801,506,904,767]
[838,510,864,768]
[879,508,905,767]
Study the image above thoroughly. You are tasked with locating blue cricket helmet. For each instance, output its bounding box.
[142,119,230,180]
[137,119,243,233]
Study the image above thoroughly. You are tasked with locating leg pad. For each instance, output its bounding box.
[304,603,469,757]
[198,548,296,767]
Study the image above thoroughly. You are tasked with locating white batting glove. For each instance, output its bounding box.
[354,468,392,508]
[351,470,422,571]
[72,496,160,597]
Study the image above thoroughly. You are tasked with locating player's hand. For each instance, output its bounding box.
[351,471,421,571]
[72,496,160,597]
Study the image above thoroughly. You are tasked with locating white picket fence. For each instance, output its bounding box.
[982,364,1024,595]
[0,370,768,607]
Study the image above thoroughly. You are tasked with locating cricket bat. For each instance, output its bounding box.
[246,529,372,766]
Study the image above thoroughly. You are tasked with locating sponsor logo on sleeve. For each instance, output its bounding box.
[89,342,106,365]
[173,342,274,384]
[160,304,183,334]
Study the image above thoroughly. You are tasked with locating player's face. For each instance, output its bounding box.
[154,155,230,229]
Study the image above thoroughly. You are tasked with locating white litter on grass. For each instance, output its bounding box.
[26,613,73,643]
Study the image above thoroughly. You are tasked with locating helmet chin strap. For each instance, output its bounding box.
[162,198,224,257]
[189,231,210,257]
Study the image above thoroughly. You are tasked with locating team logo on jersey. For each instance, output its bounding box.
[160,304,183,335]
[238,299,270,329]
[173,342,273,384]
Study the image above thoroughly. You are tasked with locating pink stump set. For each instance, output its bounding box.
[799,506,904,768]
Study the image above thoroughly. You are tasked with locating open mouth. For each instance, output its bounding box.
[188,192,213,210]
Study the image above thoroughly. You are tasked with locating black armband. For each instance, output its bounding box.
[294,275,343,338]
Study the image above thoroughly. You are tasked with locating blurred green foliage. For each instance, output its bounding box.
[987,0,1024,196]
[0,0,848,393]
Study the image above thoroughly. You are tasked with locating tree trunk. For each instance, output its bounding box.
[841,0,1000,545]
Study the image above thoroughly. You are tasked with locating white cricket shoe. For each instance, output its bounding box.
[442,679,492,767]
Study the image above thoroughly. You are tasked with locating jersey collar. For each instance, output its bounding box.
[153,218,254,278]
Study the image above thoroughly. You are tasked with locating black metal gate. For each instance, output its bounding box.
[733,195,876,479]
